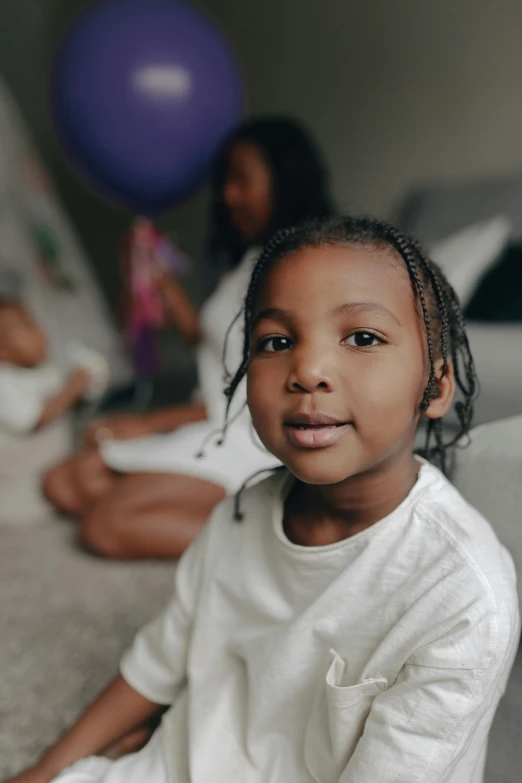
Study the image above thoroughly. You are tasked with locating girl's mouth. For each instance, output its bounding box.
[283,415,352,449]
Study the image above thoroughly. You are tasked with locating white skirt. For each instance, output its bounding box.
[100,417,281,495]
[52,728,166,783]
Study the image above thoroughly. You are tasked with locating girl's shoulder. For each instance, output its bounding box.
[415,460,505,551]
[413,461,517,612]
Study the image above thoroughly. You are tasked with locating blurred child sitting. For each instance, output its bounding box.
[0,273,108,523]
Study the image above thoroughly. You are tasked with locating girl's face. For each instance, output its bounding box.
[247,244,454,486]
[222,142,273,242]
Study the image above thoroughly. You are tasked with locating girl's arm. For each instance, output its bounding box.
[156,273,202,346]
[35,369,91,429]
[7,676,162,783]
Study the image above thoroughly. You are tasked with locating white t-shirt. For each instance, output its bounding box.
[121,461,519,783]
[0,362,62,436]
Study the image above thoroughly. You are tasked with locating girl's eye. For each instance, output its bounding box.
[344,331,383,348]
[258,335,293,353]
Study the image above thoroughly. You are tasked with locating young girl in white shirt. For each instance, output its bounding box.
[9,216,519,783]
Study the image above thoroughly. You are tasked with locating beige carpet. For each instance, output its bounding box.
[0,518,174,778]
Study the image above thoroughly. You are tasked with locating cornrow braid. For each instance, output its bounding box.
[380,226,438,412]
[221,215,479,515]
[379,226,461,472]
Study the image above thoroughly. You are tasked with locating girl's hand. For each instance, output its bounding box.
[4,677,160,783]
[68,367,92,395]
[153,266,174,294]
[151,266,201,345]
[82,413,154,447]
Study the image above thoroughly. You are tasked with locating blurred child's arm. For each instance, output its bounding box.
[155,272,202,346]
[7,676,161,783]
[35,368,91,429]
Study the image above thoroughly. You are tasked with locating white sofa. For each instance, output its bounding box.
[452,416,522,782]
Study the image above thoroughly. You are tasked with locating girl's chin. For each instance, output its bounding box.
[282,456,357,487]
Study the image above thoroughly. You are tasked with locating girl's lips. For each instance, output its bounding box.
[284,422,352,449]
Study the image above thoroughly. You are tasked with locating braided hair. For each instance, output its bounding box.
[224,216,478,480]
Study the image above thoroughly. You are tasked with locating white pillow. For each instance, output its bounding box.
[428,216,511,307]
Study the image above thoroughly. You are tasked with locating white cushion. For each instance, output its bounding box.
[429,216,511,307]
[452,416,522,608]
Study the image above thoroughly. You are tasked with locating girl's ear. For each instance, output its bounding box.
[422,359,456,420]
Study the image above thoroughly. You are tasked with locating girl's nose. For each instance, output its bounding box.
[287,344,334,393]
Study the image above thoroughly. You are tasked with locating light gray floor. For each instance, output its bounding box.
[0,519,174,779]
[0,518,520,780]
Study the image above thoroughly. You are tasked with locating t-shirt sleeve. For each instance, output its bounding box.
[120,501,227,704]
[0,372,45,433]
[338,603,516,783]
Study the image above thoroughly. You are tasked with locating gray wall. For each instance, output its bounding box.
[204,0,522,217]
[2,0,522,305]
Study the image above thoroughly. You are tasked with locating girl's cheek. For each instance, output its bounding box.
[246,367,269,411]
[352,361,420,410]
[248,359,276,386]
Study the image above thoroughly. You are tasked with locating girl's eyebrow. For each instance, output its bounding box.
[330,301,402,326]
[251,307,291,328]
[252,302,402,328]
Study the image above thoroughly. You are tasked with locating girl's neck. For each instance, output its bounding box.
[283,452,420,547]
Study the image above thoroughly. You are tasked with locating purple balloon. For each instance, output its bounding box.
[51,0,243,215]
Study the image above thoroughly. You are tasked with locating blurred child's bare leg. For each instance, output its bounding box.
[80,472,226,559]
[43,448,117,516]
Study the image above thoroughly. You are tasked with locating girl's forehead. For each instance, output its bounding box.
[256,243,412,307]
